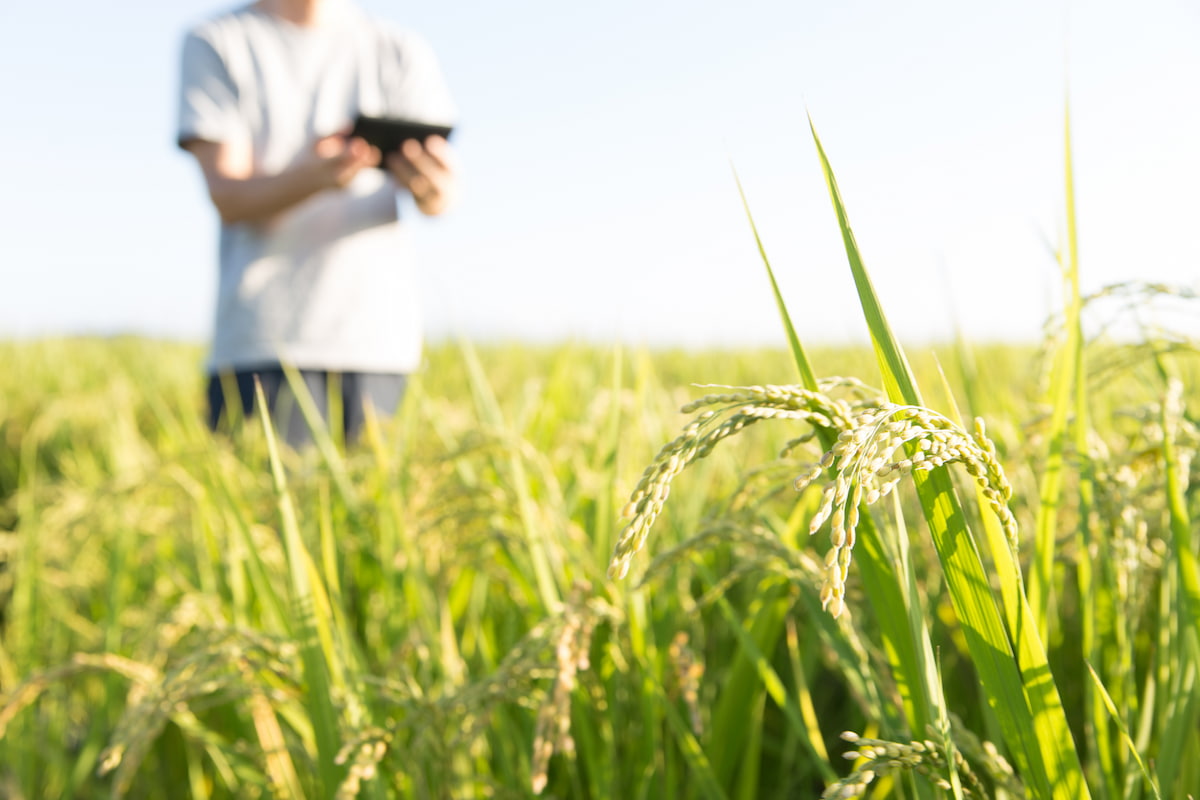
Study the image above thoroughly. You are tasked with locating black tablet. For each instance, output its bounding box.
[349,116,454,166]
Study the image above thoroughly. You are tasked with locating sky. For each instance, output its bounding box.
[1,1,1198,349]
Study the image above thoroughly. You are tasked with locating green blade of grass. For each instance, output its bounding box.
[809,114,1090,800]
[458,337,562,611]
[804,125,918,406]
[1154,368,1200,794]
[655,679,729,800]
[1158,373,1200,673]
[279,363,357,506]
[256,380,344,794]
[1029,101,1085,649]
[1085,662,1162,800]
[1029,340,1070,636]
[203,457,289,633]
[1059,105,1114,798]
[784,616,830,767]
[696,568,837,786]
[732,166,818,390]
[934,356,1033,787]
[706,580,791,790]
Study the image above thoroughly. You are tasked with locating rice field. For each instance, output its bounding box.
[2,123,1198,799]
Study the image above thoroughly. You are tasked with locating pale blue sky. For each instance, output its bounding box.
[2,1,1198,348]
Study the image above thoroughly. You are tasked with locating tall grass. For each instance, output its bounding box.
[2,115,1199,798]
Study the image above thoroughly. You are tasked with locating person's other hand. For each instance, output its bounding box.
[387,136,458,215]
[309,134,380,189]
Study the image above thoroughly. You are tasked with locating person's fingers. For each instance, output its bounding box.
[385,152,432,198]
[345,136,373,160]
[387,139,456,208]
[346,142,379,171]
[313,133,346,159]
[400,138,425,163]
[369,138,456,211]
[422,136,453,170]
[398,139,449,176]
[410,174,433,198]
[386,152,415,182]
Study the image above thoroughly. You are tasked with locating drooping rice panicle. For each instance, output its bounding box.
[608,381,868,580]
[824,728,998,800]
[609,384,1020,622]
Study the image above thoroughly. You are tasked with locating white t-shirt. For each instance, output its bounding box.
[177,2,456,373]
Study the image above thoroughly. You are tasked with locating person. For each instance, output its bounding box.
[176,0,458,448]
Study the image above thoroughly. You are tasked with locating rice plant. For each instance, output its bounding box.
[604,113,1200,799]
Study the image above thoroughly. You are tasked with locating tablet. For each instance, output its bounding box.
[349,116,454,166]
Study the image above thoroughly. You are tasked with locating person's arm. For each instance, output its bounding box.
[387,135,459,216]
[184,134,380,225]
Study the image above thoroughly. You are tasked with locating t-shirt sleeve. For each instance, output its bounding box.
[176,30,243,149]
[380,30,458,125]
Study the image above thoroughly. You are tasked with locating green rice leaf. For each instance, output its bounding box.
[1086,662,1163,800]
[809,114,1090,800]
[1158,372,1200,673]
[733,166,818,389]
[256,380,344,794]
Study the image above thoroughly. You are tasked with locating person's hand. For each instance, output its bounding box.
[387,136,458,215]
[308,134,380,190]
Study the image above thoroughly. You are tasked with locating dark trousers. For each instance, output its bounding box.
[206,366,407,449]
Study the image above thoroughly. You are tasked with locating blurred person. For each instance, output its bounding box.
[177,0,458,448]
